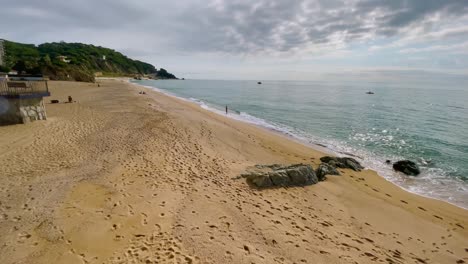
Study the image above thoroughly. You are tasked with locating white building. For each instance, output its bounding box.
[57,55,70,63]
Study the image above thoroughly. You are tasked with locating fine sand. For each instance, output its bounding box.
[0,79,467,264]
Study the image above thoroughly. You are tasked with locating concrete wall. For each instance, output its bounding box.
[0,97,47,125]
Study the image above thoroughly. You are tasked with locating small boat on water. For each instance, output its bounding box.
[366,91,374,94]
[257,81,262,84]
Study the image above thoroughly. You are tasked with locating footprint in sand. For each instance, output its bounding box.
[17,232,32,243]
[243,245,250,254]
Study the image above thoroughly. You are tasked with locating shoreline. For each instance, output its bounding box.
[128,79,468,211]
[1,79,466,263]
[129,80,336,152]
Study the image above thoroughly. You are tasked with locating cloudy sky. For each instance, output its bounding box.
[2,0,468,80]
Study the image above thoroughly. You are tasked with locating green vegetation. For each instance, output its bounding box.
[2,40,177,82]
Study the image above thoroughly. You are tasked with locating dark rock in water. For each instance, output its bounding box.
[243,164,318,188]
[319,156,364,171]
[316,163,340,181]
[393,160,420,176]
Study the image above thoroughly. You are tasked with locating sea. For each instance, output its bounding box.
[132,78,468,209]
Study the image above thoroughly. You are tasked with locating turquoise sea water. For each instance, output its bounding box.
[133,79,468,208]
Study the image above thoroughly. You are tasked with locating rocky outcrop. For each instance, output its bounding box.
[243,164,318,188]
[315,163,340,181]
[247,173,273,187]
[319,156,364,171]
[393,160,420,176]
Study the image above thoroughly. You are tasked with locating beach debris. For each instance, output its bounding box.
[320,156,364,171]
[241,164,318,188]
[50,100,59,104]
[315,163,340,180]
[393,160,420,176]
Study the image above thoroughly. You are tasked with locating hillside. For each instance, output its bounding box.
[1,40,176,82]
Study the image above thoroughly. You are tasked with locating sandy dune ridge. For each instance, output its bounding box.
[0,80,466,264]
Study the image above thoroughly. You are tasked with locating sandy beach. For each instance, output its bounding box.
[0,79,467,264]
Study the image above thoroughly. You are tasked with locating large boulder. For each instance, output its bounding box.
[246,173,273,187]
[243,164,318,188]
[255,164,283,170]
[393,160,420,176]
[320,156,364,171]
[284,164,318,185]
[269,170,290,186]
[316,163,340,181]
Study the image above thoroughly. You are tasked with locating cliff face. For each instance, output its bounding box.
[1,40,177,82]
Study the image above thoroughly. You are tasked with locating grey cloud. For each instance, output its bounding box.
[358,0,468,28]
[1,0,468,55]
[165,0,468,53]
[1,0,148,29]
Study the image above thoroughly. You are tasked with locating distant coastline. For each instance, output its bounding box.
[0,39,177,82]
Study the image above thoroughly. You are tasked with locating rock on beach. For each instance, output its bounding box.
[243,164,318,188]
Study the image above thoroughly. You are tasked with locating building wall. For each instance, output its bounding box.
[0,97,47,125]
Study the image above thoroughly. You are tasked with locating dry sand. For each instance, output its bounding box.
[0,79,467,264]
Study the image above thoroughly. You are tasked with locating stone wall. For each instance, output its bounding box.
[0,97,47,125]
[19,98,47,123]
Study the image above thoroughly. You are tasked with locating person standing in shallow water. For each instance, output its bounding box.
[226,105,228,115]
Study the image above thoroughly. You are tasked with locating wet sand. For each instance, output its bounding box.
[0,79,466,264]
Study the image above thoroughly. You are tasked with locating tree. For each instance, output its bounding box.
[12,60,27,73]
[2,39,176,81]
[0,65,11,72]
